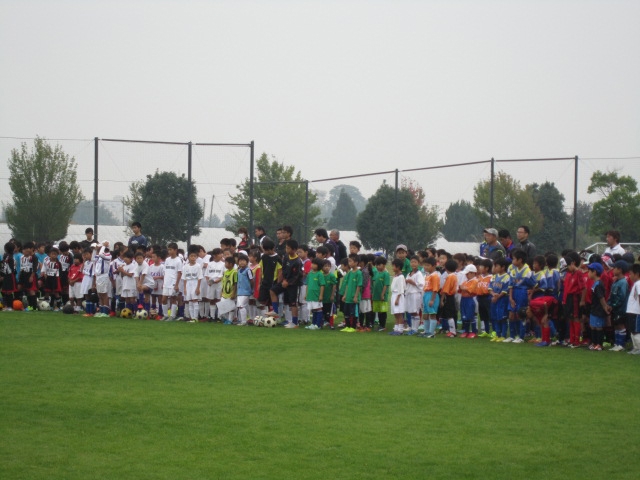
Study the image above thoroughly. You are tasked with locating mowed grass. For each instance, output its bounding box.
[1,313,639,480]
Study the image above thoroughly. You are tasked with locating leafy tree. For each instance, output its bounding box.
[329,189,358,230]
[72,200,120,226]
[527,182,572,254]
[228,153,320,240]
[318,184,367,222]
[441,200,483,242]
[473,172,543,236]
[5,137,84,241]
[356,181,442,254]
[587,170,640,239]
[124,170,203,245]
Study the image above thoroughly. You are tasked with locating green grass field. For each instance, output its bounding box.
[1,312,639,480]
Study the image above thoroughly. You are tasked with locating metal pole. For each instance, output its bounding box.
[304,181,309,244]
[490,157,495,227]
[249,141,255,245]
[187,142,192,248]
[395,169,399,250]
[573,155,578,250]
[94,137,99,238]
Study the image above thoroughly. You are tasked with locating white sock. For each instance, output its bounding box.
[170,303,177,318]
[238,307,246,324]
[411,315,420,332]
[448,318,456,333]
[633,334,640,351]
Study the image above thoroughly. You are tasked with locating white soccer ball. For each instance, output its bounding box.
[38,300,51,311]
[264,317,276,328]
[135,309,149,320]
[254,316,264,327]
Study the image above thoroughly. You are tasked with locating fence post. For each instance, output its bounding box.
[249,141,255,245]
[94,137,99,238]
[187,141,192,248]
[304,181,309,244]
[394,169,399,249]
[573,155,578,250]
[490,157,495,227]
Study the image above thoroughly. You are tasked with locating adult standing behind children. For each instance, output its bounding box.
[314,228,338,258]
[80,228,97,250]
[516,226,536,263]
[480,228,506,261]
[603,230,625,257]
[128,222,148,252]
[330,229,348,264]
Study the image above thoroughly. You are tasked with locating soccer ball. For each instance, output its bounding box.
[62,304,75,314]
[254,316,264,327]
[38,300,51,311]
[120,308,133,319]
[264,317,276,328]
[13,299,24,311]
[135,309,149,320]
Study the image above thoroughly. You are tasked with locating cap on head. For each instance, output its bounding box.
[463,264,477,274]
[484,228,498,236]
[395,244,407,252]
[587,262,604,275]
[614,260,630,273]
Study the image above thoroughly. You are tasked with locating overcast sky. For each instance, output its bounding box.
[1,0,639,219]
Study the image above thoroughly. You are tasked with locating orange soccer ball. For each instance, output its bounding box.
[13,299,25,311]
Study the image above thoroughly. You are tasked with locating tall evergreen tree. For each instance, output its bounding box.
[527,182,572,254]
[329,189,358,230]
[441,200,483,242]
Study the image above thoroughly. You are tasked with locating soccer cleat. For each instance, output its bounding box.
[459,332,468,338]
[513,337,524,344]
[478,331,490,338]
[535,341,549,347]
[502,337,513,343]
[307,324,319,330]
[446,332,456,338]
[602,342,612,348]
[377,327,386,332]
[627,349,640,355]
[593,344,603,351]
[467,332,477,339]
[337,322,346,328]
[405,330,416,336]
[495,337,506,342]
[426,333,435,338]
[389,330,403,336]
[609,345,624,352]
[284,323,299,329]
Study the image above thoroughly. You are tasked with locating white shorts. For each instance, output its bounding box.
[359,298,372,313]
[217,297,236,315]
[236,295,250,309]
[208,282,222,301]
[200,280,210,299]
[405,292,422,314]
[307,301,322,311]
[391,293,405,314]
[162,284,179,298]
[69,282,82,299]
[122,288,137,299]
[80,276,93,295]
[96,275,110,294]
[183,281,201,302]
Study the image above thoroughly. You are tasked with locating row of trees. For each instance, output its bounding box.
[4,138,639,253]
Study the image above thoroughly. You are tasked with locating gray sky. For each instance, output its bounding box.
[1,0,639,219]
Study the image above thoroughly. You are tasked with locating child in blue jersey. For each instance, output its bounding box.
[608,260,630,351]
[489,258,511,342]
[507,249,534,343]
[544,253,562,343]
[236,254,254,326]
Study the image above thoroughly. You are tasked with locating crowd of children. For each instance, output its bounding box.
[1,226,640,354]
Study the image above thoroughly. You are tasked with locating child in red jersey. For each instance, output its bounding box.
[562,252,585,347]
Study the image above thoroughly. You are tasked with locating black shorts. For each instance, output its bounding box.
[258,284,273,304]
[270,283,300,306]
[18,271,38,291]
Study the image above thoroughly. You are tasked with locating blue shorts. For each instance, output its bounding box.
[491,297,509,322]
[460,297,476,322]
[508,288,528,313]
[422,291,440,315]
[634,314,640,333]
[589,314,605,329]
